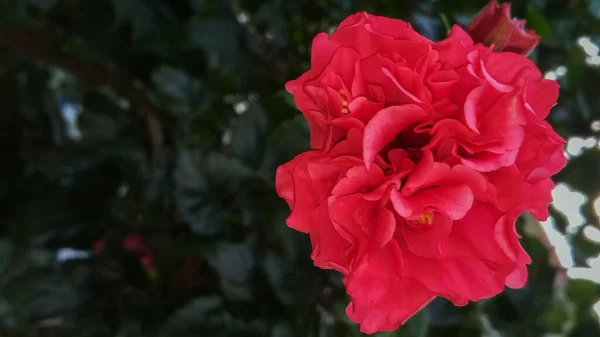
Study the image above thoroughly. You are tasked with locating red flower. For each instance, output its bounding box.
[278,11,564,334]
[93,234,157,276]
[285,12,437,151]
[466,0,540,56]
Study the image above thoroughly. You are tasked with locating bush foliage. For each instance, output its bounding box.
[0,0,599,336]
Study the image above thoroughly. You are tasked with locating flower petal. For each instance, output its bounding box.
[363,104,429,168]
[391,185,473,220]
[403,212,452,257]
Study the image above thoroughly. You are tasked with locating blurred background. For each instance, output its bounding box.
[0,0,599,336]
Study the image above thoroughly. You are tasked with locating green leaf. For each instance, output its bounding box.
[439,13,451,34]
[0,296,15,326]
[78,93,125,143]
[527,5,552,41]
[255,4,289,47]
[426,298,470,327]
[207,243,255,301]
[392,309,429,337]
[174,149,223,236]
[569,319,600,337]
[566,279,600,323]
[540,295,574,334]
[0,238,13,276]
[271,321,294,337]
[230,103,269,168]
[2,268,86,321]
[261,250,313,308]
[276,90,296,108]
[174,149,253,236]
[566,279,598,308]
[159,296,227,337]
[111,0,155,32]
[151,66,206,115]
[188,18,245,69]
[271,115,310,158]
[571,226,600,258]
[589,0,600,20]
[204,152,254,198]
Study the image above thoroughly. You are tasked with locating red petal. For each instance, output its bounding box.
[363,104,429,168]
[494,214,532,264]
[461,148,518,172]
[329,194,371,244]
[464,86,485,133]
[309,203,355,273]
[332,165,385,197]
[442,202,510,263]
[344,240,434,333]
[403,212,452,257]
[524,79,559,121]
[276,153,320,233]
[392,185,473,220]
[505,264,528,289]
[402,150,488,198]
[329,194,396,249]
[381,66,424,104]
[346,278,434,334]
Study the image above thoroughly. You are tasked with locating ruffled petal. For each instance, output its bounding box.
[363,104,429,168]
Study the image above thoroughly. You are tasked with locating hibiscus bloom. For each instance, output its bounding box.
[277,11,565,334]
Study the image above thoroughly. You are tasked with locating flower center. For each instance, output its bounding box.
[339,88,350,115]
[410,211,434,226]
[397,127,430,149]
[406,148,423,161]
[457,146,473,158]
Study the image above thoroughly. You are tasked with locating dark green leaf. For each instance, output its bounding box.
[111,0,155,32]
[151,66,206,115]
[188,18,244,69]
[174,149,223,236]
[527,5,553,41]
[261,250,313,308]
[159,296,227,337]
[569,319,600,337]
[271,321,294,337]
[230,103,269,167]
[566,279,598,308]
[0,239,13,276]
[588,0,600,20]
[207,243,255,301]
[0,296,14,327]
[204,152,254,192]
[402,309,429,337]
[426,298,470,327]
[271,115,310,158]
[277,90,296,108]
[2,268,86,321]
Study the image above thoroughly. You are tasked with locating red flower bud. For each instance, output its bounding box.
[466,0,540,56]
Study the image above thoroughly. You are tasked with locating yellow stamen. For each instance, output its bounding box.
[338,88,350,115]
[411,211,434,226]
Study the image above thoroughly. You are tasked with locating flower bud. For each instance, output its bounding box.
[466,0,540,56]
